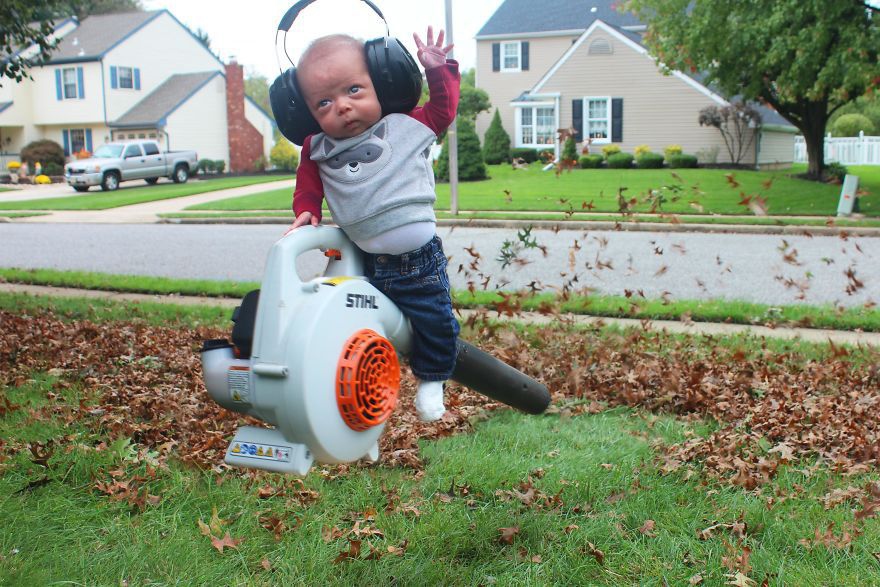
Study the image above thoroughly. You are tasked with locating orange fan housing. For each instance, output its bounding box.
[336,329,400,431]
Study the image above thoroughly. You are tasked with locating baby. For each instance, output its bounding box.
[286,27,460,422]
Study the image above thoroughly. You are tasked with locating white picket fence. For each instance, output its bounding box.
[794,132,880,165]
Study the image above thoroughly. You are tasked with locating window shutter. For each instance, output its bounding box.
[611,98,623,143]
[85,129,93,152]
[110,66,118,89]
[134,68,141,90]
[572,99,583,141]
[521,42,529,71]
[76,66,85,99]
[55,69,63,100]
[62,130,70,156]
[492,43,500,72]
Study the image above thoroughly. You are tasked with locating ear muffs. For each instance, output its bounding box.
[270,0,423,146]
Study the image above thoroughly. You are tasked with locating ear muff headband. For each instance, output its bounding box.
[270,0,423,146]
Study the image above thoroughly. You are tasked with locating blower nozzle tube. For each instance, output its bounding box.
[451,340,551,415]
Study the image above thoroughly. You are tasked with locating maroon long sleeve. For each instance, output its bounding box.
[292,60,460,221]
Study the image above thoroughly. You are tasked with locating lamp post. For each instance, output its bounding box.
[444,0,458,215]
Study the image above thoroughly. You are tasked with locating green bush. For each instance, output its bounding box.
[824,162,848,183]
[636,152,665,169]
[562,136,578,163]
[578,154,604,168]
[270,138,299,172]
[21,139,65,169]
[606,152,634,169]
[663,144,683,159]
[213,159,226,174]
[197,159,214,174]
[634,144,652,157]
[831,113,876,137]
[43,162,64,176]
[601,144,621,160]
[509,148,538,163]
[435,118,487,181]
[666,154,699,168]
[482,109,511,164]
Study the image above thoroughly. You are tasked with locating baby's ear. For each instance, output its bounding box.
[371,119,387,140]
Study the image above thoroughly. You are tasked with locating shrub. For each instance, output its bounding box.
[482,108,511,164]
[633,144,652,157]
[34,174,52,184]
[831,113,876,137]
[7,161,20,171]
[578,154,604,168]
[666,154,699,168]
[823,162,848,183]
[607,152,634,168]
[562,136,578,163]
[664,144,683,159]
[508,148,537,163]
[252,155,267,172]
[270,138,299,172]
[21,139,65,169]
[436,118,487,181]
[601,144,621,160]
[636,152,665,169]
[213,159,226,174]
[43,162,63,176]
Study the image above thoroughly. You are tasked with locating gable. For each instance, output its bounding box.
[478,0,643,37]
[45,11,162,64]
[111,71,220,128]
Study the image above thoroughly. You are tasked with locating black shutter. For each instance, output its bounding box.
[492,43,500,72]
[521,41,529,71]
[572,99,583,141]
[611,98,623,143]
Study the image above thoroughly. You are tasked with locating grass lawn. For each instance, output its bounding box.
[1,294,878,584]
[186,164,879,218]
[0,175,289,211]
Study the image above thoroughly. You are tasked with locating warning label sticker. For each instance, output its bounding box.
[229,442,292,462]
[228,366,250,403]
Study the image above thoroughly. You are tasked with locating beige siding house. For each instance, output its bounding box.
[475,0,797,168]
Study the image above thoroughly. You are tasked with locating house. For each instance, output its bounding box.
[0,10,274,172]
[474,0,796,168]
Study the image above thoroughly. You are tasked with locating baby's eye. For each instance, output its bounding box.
[316,99,331,109]
[348,85,361,95]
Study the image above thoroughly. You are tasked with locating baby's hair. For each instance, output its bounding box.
[299,34,365,72]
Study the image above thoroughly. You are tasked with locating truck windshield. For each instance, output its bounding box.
[93,145,124,158]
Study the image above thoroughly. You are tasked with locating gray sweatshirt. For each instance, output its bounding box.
[308,113,437,243]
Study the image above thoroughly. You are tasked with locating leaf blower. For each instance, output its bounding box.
[200,226,550,475]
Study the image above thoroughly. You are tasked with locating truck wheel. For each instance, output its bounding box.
[101,172,120,192]
[173,165,189,184]
[145,177,159,185]
[73,186,89,192]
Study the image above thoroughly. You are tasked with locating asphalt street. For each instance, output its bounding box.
[1,223,876,307]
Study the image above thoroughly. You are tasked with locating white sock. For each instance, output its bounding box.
[415,380,446,422]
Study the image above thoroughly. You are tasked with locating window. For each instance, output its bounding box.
[585,97,611,142]
[517,106,556,147]
[123,144,143,158]
[63,68,78,99]
[69,129,85,153]
[143,142,159,156]
[502,41,521,71]
[118,66,134,89]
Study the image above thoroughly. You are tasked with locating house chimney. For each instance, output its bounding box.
[225,61,264,173]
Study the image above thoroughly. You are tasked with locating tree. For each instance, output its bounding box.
[625,0,879,179]
[435,118,487,181]
[698,103,762,166]
[63,0,142,20]
[193,28,212,53]
[269,138,299,172]
[244,73,272,120]
[482,109,511,164]
[0,2,69,84]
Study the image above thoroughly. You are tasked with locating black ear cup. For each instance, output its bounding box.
[365,38,423,117]
[270,66,322,147]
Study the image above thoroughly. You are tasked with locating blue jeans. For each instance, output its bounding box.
[362,235,460,381]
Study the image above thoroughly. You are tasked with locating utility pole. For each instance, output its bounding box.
[444,0,459,215]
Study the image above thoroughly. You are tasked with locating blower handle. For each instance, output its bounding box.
[276,225,363,285]
[452,340,551,414]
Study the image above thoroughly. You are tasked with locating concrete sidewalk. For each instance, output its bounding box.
[3,282,877,348]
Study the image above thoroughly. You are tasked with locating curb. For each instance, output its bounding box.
[2,282,877,347]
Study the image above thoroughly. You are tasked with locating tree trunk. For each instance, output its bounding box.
[799,100,829,180]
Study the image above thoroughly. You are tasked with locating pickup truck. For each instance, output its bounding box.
[64,140,199,192]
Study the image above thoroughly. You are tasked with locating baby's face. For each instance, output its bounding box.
[298,44,383,139]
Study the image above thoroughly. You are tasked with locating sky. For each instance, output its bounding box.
[140,0,506,81]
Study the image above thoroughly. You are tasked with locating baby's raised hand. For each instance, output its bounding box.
[413,26,453,70]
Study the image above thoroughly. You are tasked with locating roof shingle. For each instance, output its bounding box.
[111,71,219,128]
[477,0,643,37]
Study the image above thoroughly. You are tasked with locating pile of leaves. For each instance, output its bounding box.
[1,308,878,491]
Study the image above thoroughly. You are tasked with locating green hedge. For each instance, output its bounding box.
[578,154,604,168]
[607,152,634,169]
[636,152,665,169]
[509,148,538,163]
[666,154,698,169]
